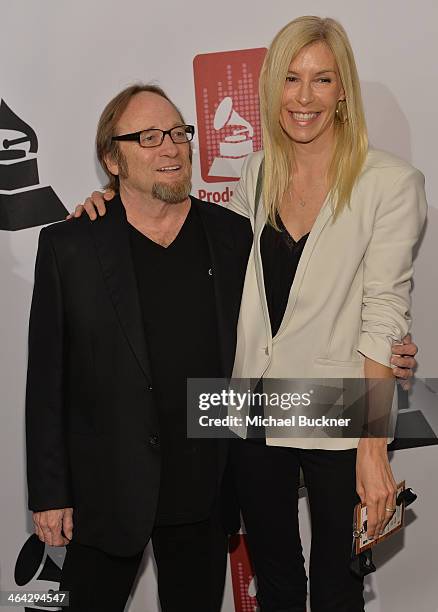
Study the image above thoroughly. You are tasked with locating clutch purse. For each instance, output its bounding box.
[350,481,417,577]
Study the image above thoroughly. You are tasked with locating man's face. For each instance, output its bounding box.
[107,91,192,204]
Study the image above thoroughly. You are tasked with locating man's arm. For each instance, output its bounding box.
[67,172,421,384]
[26,228,74,544]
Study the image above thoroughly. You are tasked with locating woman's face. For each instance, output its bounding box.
[280,41,345,148]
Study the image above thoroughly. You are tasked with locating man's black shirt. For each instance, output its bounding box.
[129,204,222,524]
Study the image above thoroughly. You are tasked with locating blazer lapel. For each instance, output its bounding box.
[275,196,334,338]
[90,196,152,383]
[253,203,273,347]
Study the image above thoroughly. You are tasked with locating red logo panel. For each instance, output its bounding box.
[193,48,266,183]
[229,534,258,611]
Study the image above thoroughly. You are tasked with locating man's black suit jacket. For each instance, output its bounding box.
[26,195,252,556]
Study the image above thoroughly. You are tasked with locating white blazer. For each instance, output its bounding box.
[227,149,427,450]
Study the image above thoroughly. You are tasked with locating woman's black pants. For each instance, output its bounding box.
[230,439,365,612]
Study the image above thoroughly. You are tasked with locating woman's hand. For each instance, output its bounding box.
[391,334,418,390]
[67,189,115,220]
[356,438,397,539]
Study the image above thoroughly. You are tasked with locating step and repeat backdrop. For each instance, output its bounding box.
[1,1,437,611]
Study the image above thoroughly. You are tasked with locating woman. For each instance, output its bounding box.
[73,16,425,611]
[225,16,427,612]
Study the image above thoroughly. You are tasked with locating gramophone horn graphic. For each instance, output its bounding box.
[208,96,254,178]
[0,100,67,231]
[14,533,64,611]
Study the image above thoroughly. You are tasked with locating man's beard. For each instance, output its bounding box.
[152,176,192,204]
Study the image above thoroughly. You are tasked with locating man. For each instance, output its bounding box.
[26,84,252,611]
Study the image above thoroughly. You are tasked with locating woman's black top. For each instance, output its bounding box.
[261,213,309,337]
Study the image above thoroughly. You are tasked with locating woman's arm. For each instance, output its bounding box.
[356,357,397,539]
[356,164,427,539]
[357,166,427,366]
[67,189,115,220]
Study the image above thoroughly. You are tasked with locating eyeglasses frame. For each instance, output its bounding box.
[111,124,195,148]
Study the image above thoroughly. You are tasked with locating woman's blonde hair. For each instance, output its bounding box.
[259,16,368,224]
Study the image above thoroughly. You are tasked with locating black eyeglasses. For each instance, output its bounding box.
[112,124,195,148]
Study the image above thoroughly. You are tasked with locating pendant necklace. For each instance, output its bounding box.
[289,185,307,207]
[289,181,325,208]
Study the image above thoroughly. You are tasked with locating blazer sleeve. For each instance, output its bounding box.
[226,154,256,219]
[26,227,73,511]
[357,166,427,367]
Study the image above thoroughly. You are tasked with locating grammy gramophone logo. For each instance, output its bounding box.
[0,100,67,231]
[193,48,266,183]
[14,534,64,611]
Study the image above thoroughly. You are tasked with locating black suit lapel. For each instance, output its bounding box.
[194,200,238,378]
[90,196,152,383]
